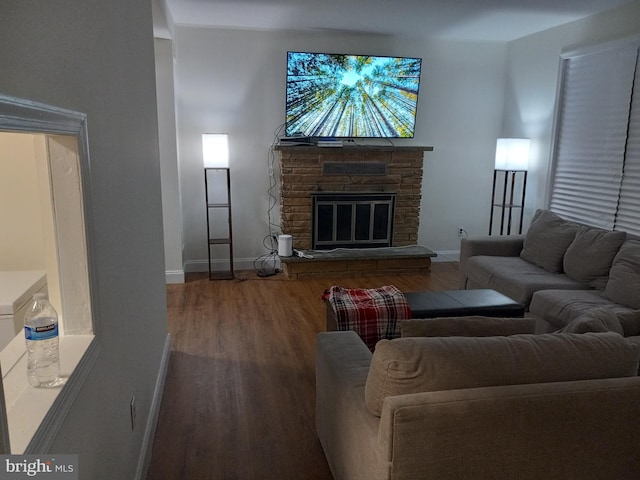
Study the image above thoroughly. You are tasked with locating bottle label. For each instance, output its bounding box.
[25,324,59,340]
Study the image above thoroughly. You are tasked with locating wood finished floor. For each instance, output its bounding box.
[146,262,460,480]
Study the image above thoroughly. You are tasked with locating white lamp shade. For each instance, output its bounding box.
[202,133,229,168]
[494,138,530,171]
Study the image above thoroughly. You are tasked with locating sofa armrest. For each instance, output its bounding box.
[378,376,640,479]
[316,331,372,393]
[459,235,525,288]
[316,332,384,480]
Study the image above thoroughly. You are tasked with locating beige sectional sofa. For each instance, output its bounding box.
[458,209,640,335]
[316,319,640,480]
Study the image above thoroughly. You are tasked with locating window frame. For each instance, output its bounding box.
[0,94,101,453]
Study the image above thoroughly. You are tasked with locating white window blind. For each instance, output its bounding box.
[549,43,639,230]
[615,53,640,236]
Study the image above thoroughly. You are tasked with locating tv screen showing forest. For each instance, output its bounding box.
[285,52,422,138]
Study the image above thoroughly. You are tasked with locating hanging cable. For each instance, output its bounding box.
[252,123,286,276]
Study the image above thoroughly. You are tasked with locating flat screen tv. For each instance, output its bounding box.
[285,51,422,139]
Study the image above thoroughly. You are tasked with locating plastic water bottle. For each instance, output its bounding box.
[24,293,60,388]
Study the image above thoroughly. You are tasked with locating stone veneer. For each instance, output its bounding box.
[276,145,433,250]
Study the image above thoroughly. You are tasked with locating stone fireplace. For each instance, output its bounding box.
[276,145,433,251]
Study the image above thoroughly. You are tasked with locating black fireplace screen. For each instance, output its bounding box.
[312,193,396,249]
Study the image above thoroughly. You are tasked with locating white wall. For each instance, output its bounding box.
[155,38,185,283]
[416,40,507,254]
[0,133,47,271]
[503,0,640,225]
[172,27,507,267]
[0,2,168,478]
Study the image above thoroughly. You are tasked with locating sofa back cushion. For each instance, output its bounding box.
[604,240,640,309]
[520,209,579,273]
[563,226,626,290]
[400,316,535,338]
[364,332,639,417]
[619,310,640,337]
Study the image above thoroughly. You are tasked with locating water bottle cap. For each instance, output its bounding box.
[33,293,47,300]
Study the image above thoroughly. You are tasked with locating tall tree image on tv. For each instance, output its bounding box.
[286,52,422,138]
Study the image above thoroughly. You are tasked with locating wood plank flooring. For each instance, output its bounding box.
[146,262,459,480]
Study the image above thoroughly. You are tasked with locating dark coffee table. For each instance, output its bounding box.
[326,288,524,331]
[404,289,524,318]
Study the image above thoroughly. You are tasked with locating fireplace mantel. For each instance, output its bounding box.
[274,144,434,154]
[277,144,433,250]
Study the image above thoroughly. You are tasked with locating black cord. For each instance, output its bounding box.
[253,124,286,275]
[266,123,285,238]
[253,234,279,276]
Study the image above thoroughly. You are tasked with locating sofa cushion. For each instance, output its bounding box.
[400,316,535,337]
[520,210,579,273]
[563,226,626,290]
[364,332,639,417]
[560,309,624,335]
[604,241,640,309]
[529,289,635,330]
[619,310,640,337]
[465,255,586,308]
[627,336,640,349]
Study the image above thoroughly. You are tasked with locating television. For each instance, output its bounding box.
[285,51,422,139]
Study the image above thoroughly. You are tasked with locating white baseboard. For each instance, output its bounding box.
[184,259,211,273]
[184,257,262,274]
[433,250,460,262]
[135,333,171,480]
[165,270,185,284]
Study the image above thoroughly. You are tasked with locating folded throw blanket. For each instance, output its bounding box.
[323,285,412,350]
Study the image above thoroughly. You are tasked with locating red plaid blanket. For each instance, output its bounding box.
[323,285,412,350]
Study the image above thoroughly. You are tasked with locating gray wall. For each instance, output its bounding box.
[171,28,507,267]
[159,2,640,275]
[0,1,169,478]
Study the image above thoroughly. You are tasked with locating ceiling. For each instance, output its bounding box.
[162,0,634,42]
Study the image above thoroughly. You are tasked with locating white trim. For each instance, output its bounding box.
[165,270,185,284]
[24,336,99,453]
[0,334,99,454]
[185,259,216,273]
[184,257,259,273]
[0,93,101,453]
[545,54,567,208]
[135,334,171,480]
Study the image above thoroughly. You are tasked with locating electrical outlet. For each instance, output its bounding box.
[130,396,136,431]
[458,226,465,237]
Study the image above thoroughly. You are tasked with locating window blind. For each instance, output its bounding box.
[549,44,638,230]
[615,53,640,236]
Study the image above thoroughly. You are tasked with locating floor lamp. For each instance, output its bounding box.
[489,138,530,235]
[203,133,234,280]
